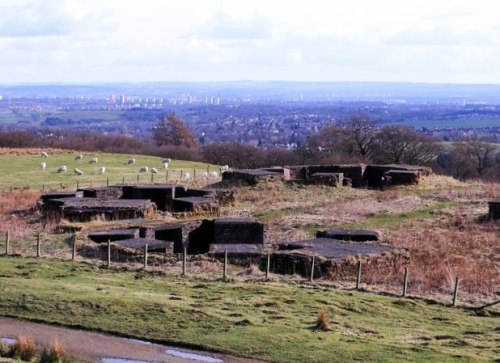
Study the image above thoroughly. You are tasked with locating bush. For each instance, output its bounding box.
[10,335,37,361]
[40,339,67,363]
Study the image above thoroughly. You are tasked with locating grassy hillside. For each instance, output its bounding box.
[0,257,497,363]
[0,150,217,191]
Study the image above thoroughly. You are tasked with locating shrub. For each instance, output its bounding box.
[314,309,331,331]
[40,339,67,363]
[10,335,37,361]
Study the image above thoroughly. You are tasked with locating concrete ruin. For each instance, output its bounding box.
[488,201,500,220]
[87,228,140,243]
[316,229,382,242]
[223,163,431,188]
[188,218,265,254]
[114,238,174,253]
[270,238,407,278]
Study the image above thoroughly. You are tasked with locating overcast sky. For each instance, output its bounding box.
[0,0,499,84]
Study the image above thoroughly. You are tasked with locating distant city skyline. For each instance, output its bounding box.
[0,0,499,84]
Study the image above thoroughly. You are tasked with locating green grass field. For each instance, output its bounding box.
[0,152,217,191]
[0,257,497,363]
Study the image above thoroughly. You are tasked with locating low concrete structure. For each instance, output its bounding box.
[310,172,344,187]
[488,201,500,220]
[208,243,264,256]
[139,224,184,253]
[87,228,140,243]
[316,229,382,242]
[364,164,431,188]
[222,169,284,185]
[188,218,265,254]
[114,238,174,253]
[80,186,123,199]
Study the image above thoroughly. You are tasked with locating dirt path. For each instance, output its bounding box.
[0,317,263,363]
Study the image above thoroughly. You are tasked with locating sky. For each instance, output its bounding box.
[0,0,499,84]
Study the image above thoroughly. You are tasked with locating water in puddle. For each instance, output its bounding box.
[123,338,153,345]
[0,337,16,345]
[101,358,160,363]
[164,349,223,363]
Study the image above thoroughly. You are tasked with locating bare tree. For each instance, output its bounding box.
[375,125,442,165]
[153,114,200,150]
[337,115,378,162]
[454,136,496,177]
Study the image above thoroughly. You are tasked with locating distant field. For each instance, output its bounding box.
[0,151,218,191]
[385,118,500,128]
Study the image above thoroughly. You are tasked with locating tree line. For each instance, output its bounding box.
[0,113,498,181]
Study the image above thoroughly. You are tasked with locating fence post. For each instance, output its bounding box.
[180,170,184,179]
[150,173,154,184]
[72,234,77,261]
[36,232,41,258]
[76,180,79,190]
[266,252,270,279]
[107,178,109,187]
[137,174,139,183]
[144,244,148,269]
[193,169,196,180]
[122,176,125,185]
[5,231,9,255]
[310,255,315,282]
[107,239,111,268]
[42,184,45,191]
[223,250,228,279]
[452,277,460,306]
[182,245,187,276]
[356,261,362,290]
[166,170,169,182]
[402,267,408,297]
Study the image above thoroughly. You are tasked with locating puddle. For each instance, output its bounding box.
[101,358,160,363]
[0,337,16,345]
[164,349,223,363]
[123,338,153,345]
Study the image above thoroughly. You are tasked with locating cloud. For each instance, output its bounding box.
[385,27,465,46]
[0,0,98,38]
[199,12,272,40]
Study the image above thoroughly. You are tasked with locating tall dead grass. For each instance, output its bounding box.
[40,339,67,363]
[0,189,41,238]
[9,335,37,361]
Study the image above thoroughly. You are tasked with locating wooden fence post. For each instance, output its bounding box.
[5,231,9,255]
[150,173,154,184]
[107,178,109,187]
[356,261,362,290]
[402,267,408,297]
[72,234,77,261]
[223,250,228,279]
[180,170,184,179]
[36,232,41,258]
[310,255,315,282]
[136,174,139,183]
[193,169,196,180]
[107,239,111,268]
[266,252,270,279]
[182,245,187,276]
[166,170,169,182]
[122,176,125,185]
[452,277,460,306]
[42,184,45,191]
[144,244,148,269]
[76,180,79,189]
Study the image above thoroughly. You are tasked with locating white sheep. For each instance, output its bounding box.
[126,158,136,165]
[162,161,169,169]
[99,167,106,174]
[57,165,67,173]
[74,168,84,175]
[39,162,47,170]
[151,167,158,174]
[201,171,208,178]
[138,166,149,173]
[182,172,191,180]
[89,157,98,164]
[209,171,219,178]
[74,154,83,160]
[220,165,229,173]
[162,158,171,164]
[40,151,49,158]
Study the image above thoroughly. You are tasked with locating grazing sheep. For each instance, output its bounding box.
[201,171,208,178]
[74,154,83,160]
[89,157,98,164]
[162,158,171,164]
[138,166,149,173]
[151,167,158,174]
[182,172,191,180]
[162,161,169,169]
[57,165,67,173]
[126,158,136,165]
[40,162,47,170]
[209,171,219,178]
[74,168,84,175]
[99,166,106,174]
[40,151,49,158]
[220,165,229,173]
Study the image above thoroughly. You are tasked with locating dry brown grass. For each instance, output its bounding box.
[314,309,331,331]
[0,189,41,238]
[9,335,37,361]
[40,339,67,363]
[0,147,72,156]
